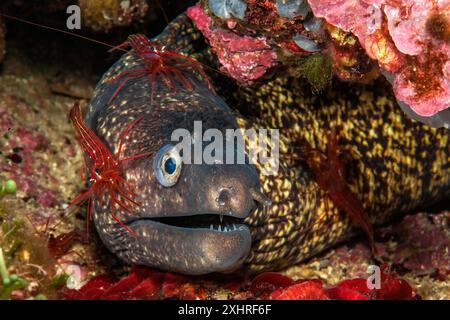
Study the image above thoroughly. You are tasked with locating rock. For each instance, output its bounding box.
[308,0,450,126]
[79,0,149,32]
[0,16,5,64]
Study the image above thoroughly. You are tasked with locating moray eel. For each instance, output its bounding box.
[84,14,450,275]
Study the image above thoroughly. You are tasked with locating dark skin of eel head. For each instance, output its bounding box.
[87,64,266,275]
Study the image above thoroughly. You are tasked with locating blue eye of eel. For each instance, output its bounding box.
[153,144,183,187]
[164,157,177,175]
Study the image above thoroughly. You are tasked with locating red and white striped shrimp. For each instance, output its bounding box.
[107,34,216,104]
[68,102,149,236]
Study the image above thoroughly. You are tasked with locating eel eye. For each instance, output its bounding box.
[153,144,182,187]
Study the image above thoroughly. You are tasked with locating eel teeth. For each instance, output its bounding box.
[209,223,240,232]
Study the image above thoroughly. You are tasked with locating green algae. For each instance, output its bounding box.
[289,53,332,92]
[0,248,29,299]
[0,180,17,195]
[50,273,69,288]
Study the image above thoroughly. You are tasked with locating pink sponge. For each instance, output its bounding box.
[187,3,277,85]
[308,0,449,119]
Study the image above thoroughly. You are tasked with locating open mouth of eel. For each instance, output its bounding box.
[115,188,270,275]
[148,213,247,232]
[120,212,251,275]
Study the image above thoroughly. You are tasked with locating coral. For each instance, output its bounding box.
[189,1,337,85]
[243,0,317,40]
[325,23,378,82]
[250,272,295,298]
[381,211,450,278]
[271,280,330,299]
[63,266,249,300]
[64,264,416,300]
[190,1,372,90]
[187,3,278,85]
[79,0,149,32]
[307,0,450,123]
[254,265,414,300]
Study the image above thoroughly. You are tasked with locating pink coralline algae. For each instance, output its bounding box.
[384,212,450,278]
[0,95,59,208]
[307,0,450,119]
[187,3,278,85]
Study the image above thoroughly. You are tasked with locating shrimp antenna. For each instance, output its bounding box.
[155,0,169,25]
[0,12,229,78]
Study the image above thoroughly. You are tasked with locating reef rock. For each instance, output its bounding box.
[308,0,450,126]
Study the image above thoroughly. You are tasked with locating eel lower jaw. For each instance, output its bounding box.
[122,213,252,275]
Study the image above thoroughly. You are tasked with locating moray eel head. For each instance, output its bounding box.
[90,74,264,275]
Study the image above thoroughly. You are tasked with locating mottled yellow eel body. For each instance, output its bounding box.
[234,77,449,272]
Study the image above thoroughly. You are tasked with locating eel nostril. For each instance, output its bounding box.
[217,188,232,206]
